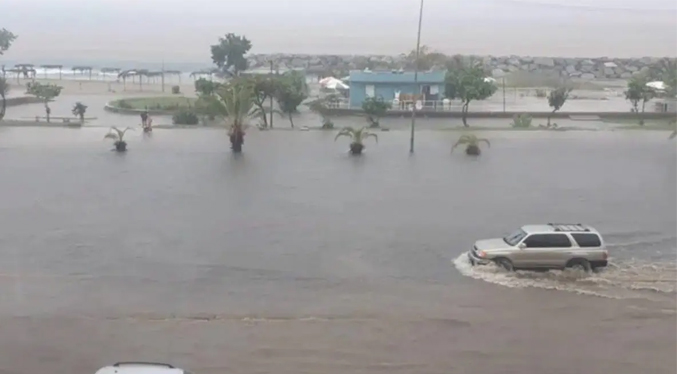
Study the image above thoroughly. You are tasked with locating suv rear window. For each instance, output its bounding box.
[571,233,602,247]
[523,233,572,248]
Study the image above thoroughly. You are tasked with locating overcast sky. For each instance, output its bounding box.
[1,0,676,62]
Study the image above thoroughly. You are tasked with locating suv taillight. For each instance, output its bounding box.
[602,251,608,260]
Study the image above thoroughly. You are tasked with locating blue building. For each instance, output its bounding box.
[348,70,447,108]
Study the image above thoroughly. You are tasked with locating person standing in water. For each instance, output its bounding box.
[140,111,148,127]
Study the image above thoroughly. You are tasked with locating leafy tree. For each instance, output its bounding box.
[334,126,378,155]
[194,78,222,96]
[213,79,256,153]
[405,45,447,70]
[275,71,308,128]
[445,64,497,127]
[624,75,654,125]
[650,58,677,98]
[0,28,17,120]
[251,75,280,128]
[72,102,87,123]
[308,94,340,129]
[546,86,573,127]
[0,28,17,55]
[362,96,391,128]
[451,134,491,156]
[210,34,252,76]
[26,82,63,123]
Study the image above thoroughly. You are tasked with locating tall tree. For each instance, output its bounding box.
[625,75,654,125]
[445,63,497,127]
[210,34,252,76]
[546,87,573,127]
[0,28,17,120]
[251,75,279,128]
[275,71,308,128]
[26,82,63,123]
[0,28,17,55]
[194,78,222,96]
[650,58,677,98]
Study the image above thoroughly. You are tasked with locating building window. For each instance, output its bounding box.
[365,85,375,98]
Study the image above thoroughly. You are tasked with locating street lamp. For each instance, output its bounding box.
[410,0,425,153]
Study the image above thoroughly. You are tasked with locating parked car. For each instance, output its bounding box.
[95,362,191,374]
[467,223,608,272]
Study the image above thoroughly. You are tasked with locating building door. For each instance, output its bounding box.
[421,85,431,102]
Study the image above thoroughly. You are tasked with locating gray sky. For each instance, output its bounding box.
[1,0,676,62]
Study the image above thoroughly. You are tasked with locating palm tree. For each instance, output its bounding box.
[72,102,87,123]
[213,80,256,153]
[334,127,378,155]
[104,126,134,152]
[451,134,491,156]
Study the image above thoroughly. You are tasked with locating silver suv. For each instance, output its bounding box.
[467,223,608,272]
[95,362,191,374]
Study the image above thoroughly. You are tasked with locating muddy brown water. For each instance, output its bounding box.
[0,128,674,374]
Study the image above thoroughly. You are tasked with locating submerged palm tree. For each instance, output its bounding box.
[334,126,378,155]
[214,80,256,153]
[451,134,491,156]
[72,102,87,123]
[104,126,133,152]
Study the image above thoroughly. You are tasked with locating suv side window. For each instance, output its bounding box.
[571,233,602,247]
[523,233,572,248]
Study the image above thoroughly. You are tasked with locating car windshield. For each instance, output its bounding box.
[504,229,527,246]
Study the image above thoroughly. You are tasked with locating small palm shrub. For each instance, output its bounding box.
[172,110,199,125]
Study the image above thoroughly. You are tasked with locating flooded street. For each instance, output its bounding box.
[0,128,674,374]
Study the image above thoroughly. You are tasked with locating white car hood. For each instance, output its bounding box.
[474,238,509,251]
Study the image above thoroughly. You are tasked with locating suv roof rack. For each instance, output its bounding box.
[113,362,175,368]
[547,223,590,232]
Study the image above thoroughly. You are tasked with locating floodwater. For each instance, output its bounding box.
[0,128,675,374]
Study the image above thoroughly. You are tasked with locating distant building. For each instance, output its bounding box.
[654,97,677,114]
[348,70,446,108]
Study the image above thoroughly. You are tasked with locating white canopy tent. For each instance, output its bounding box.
[646,81,666,91]
[319,77,349,90]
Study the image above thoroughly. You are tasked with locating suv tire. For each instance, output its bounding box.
[566,258,592,273]
[494,257,514,272]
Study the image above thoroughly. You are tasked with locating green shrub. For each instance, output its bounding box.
[171,85,181,94]
[511,114,533,128]
[172,110,199,125]
[116,99,133,109]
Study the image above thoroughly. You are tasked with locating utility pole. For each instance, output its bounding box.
[269,60,274,128]
[161,59,166,93]
[502,77,506,112]
[410,0,424,154]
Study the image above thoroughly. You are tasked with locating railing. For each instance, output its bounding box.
[326,99,473,112]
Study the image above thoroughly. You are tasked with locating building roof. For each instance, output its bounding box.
[349,70,446,84]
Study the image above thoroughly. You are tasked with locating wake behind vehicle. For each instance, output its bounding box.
[468,223,608,272]
[95,362,190,374]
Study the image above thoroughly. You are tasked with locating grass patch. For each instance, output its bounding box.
[111,96,197,112]
[602,118,676,128]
